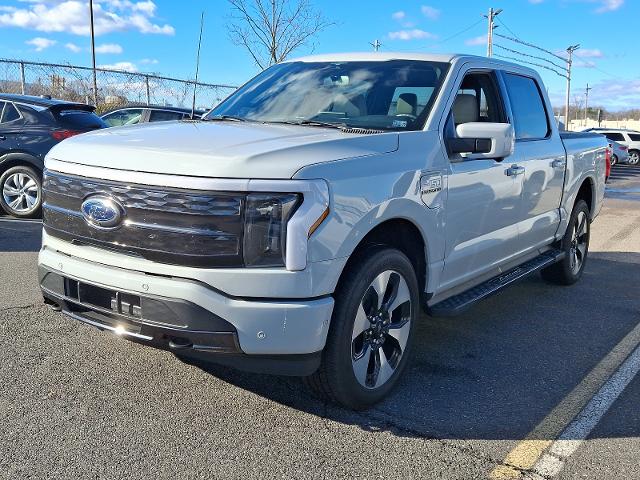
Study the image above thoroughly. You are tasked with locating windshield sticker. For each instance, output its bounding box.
[392,120,408,128]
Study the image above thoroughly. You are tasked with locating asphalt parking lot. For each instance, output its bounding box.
[1,165,639,480]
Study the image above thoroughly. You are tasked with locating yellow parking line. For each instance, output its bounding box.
[489,320,640,479]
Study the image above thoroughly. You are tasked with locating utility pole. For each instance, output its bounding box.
[564,44,580,131]
[370,40,382,52]
[89,0,98,106]
[484,8,502,57]
[584,83,592,126]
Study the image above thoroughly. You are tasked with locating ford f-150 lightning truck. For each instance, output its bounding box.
[38,53,607,409]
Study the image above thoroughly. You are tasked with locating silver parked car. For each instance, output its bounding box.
[585,128,640,165]
[609,140,629,166]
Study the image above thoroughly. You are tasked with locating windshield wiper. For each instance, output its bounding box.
[205,115,248,122]
[267,119,347,130]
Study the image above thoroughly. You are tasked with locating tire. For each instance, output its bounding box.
[610,154,617,167]
[629,150,640,166]
[541,199,590,285]
[0,165,42,218]
[305,247,419,410]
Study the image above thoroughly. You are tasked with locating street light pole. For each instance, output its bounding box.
[584,83,592,126]
[89,0,98,106]
[564,44,580,131]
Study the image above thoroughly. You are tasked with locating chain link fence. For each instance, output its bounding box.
[0,58,237,113]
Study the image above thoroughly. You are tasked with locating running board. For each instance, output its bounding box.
[427,250,565,317]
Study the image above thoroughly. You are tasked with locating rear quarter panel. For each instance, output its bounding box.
[559,132,607,233]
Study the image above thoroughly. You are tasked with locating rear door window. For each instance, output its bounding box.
[102,108,144,127]
[54,109,106,130]
[503,73,550,140]
[626,133,640,142]
[148,110,184,122]
[1,102,21,123]
[605,132,625,142]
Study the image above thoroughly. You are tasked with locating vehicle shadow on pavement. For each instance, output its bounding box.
[0,216,42,252]
[185,251,640,441]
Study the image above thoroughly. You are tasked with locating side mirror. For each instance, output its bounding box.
[447,122,515,160]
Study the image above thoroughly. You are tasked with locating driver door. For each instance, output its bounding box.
[438,71,524,291]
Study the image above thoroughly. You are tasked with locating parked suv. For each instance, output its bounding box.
[39,54,606,409]
[585,128,640,165]
[0,94,106,218]
[101,105,206,127]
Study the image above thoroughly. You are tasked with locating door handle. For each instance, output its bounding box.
[552,159,566,169]
[0,136,6,141]
[505,165,525,177]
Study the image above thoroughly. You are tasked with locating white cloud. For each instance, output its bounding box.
[529,0,544,4]
[98,61,137,72]
[0,0,174,36]
[465,35,486,46]
[95,43,123,54]
[421,5,441,20]
[574,60,596,68]
[576,48,604,58]
[140,58,158,64]
[595,0,624,13]
[391,11,405,20]
[25,36,56,51]
[388,29,437,41]
[65,42,81,52]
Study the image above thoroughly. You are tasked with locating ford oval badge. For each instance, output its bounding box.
[81,195,124,229]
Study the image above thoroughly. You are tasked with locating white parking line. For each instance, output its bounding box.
[528,343,640,478]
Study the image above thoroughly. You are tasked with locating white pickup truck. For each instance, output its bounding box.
[39,53,606,409]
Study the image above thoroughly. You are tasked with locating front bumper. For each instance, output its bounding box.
[39,247,334,375]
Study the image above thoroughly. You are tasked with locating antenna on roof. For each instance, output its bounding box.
[191,11,205,120]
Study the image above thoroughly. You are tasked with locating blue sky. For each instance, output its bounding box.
[0,0,638,110]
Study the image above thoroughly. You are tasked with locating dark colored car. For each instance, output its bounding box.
[0,94,106,218]
[101,105,206,127]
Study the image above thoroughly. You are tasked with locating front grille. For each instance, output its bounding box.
[42,170,245,267]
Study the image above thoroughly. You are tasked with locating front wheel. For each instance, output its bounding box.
[0,166,42,218]
[628,150,640,166]
[541,199,590,285]
[306,247,419,410]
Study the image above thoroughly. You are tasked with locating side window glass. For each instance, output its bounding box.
[605,133,625,142]
[503,73,550,140]
[628,134,640,142]
[148,110,184,122]
[452,73,504,126]
[0,102,6,124]
[1,102,20,123]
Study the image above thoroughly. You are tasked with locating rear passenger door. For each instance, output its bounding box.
[0,102,24,157]
[501,72,565,250]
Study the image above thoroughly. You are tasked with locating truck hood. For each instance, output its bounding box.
[46,120,399,179]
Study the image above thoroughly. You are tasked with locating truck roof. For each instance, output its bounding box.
[286,52,529,68]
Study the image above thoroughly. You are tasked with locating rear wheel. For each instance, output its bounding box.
[610,154,618,167]
[306,247,418,410]
[0,166,42,218]
[541,199,590,285]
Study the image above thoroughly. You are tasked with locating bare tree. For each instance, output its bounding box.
[227,0,332,69]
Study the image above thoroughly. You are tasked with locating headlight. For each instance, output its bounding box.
[243,193,301,267]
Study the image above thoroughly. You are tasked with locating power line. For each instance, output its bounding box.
[494,32,568,63]
[432,18,484,46]
[493,53,568,79]
[495,16,520,40]
[493,43,567,71]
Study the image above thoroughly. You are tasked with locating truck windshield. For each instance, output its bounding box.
[205,60,450,131]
